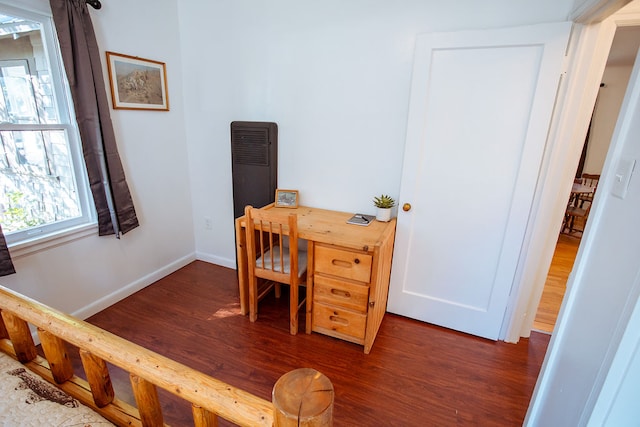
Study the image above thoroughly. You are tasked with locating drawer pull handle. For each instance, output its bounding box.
[329,315,349,326]
[331,289,351,298]
[354,258,360,264]
[331,259,352,268]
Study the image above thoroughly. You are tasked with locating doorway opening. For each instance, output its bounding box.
[533,24,640,333]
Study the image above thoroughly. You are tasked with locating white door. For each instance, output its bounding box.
[387,23,571,340]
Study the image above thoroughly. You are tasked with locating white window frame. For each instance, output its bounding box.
[0,4,96,254]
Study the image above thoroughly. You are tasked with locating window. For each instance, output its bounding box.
[0,7,93,246]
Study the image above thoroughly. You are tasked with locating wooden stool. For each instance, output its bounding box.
[272,368,334,426]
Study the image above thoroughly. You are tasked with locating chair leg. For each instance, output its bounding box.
[290,283,298,335]
[249,278,258,323]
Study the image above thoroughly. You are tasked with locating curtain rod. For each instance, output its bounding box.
[86,0,102,10]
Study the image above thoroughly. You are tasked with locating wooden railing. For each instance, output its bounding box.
[0,285,333,426]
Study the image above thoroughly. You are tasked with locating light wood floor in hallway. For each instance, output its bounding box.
[533,233,581,333]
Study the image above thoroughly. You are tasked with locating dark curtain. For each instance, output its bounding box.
[50,0,138,236]
[0,224,15,277]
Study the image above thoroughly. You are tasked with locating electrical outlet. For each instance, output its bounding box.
[204,216,212,230]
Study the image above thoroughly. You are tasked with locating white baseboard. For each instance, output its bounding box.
[195,251,236,270]
[70,253,197,320]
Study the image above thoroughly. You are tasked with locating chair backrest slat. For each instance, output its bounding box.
[245,206,298,280]
[278,225,284,272]
[258,220,265,269]
[582,173,600,189]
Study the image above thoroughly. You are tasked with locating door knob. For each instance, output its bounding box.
[402,203,412,212]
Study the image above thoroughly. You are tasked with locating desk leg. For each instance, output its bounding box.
[305,241,314,335]
[235,217,249,316]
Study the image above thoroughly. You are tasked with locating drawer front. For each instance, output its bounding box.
[314,275,369,313]
[313,303,367,341]
[315,245,372,283]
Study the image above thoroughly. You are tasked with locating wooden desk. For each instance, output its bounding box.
[235,205,396,354]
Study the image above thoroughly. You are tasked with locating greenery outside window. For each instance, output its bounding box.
[0,7,93,246]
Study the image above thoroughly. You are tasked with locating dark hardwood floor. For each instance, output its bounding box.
[78,261,550,426]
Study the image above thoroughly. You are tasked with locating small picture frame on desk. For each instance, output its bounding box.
[275,189,299,208]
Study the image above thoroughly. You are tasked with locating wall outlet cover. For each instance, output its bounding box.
[611,158,636,199]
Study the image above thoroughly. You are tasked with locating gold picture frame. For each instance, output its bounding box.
[275,189,299,208]
[106,51,169,111]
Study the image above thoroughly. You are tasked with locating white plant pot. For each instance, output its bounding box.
[376,207,392,222]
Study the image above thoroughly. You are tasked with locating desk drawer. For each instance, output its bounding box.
[312,302,366,341]
[314,275,368,313]
[315,245,372,283]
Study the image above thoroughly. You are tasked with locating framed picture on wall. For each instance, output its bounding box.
[106,51,169,111]
[275,189,299,208]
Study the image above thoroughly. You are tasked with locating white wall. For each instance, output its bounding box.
[588,289,640,426]
[585,65,634,174]
[179,0,575,267]
[0,0,195,318]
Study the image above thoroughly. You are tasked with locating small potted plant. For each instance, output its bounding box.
[373,194,396,222]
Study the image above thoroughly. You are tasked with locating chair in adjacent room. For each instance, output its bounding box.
[578,173,600,207]
[563,185,596,236]
[244,205,308,335]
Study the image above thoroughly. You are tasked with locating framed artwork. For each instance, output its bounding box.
[275,189,299,208]
[105,51,169,111]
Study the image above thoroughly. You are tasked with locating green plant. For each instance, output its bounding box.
[1,191,44,232]
[373,194,396,209]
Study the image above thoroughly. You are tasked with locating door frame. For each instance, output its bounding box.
[502,1,640,342]
[571,0,634,23]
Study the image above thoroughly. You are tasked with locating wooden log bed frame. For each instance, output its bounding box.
[0,285,334,426]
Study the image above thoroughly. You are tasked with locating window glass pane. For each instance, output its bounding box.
[0,15,59,125]
[0,9,90,243]
[0,62,39,124]
[0,130,81,233]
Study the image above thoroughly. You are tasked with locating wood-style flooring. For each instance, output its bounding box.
[533,233,581,333]
[77,261,551,426]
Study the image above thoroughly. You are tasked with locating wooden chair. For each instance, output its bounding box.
[578,173,600,207]
[244,205,308,335]
[563,185,596,235]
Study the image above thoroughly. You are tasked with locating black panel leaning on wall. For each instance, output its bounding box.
[230,121,278,219]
